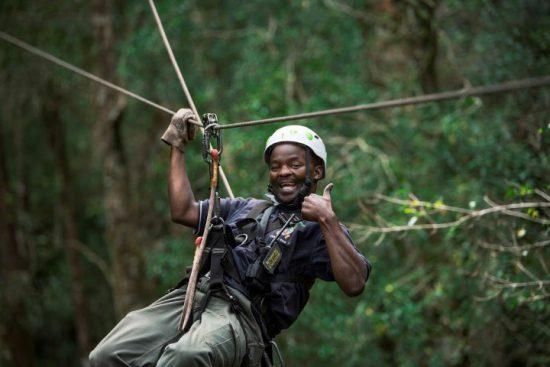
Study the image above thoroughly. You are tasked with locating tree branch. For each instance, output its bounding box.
[485,273,550,289]
[69,241,113,288]
[534,188,550,201]
[352,200,550,234]
[476,240,550,253]
[484,196,549,224]
[322,0,375,23]
[374,193,472,214]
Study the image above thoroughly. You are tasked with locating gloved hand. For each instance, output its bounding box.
[161,108,198,152]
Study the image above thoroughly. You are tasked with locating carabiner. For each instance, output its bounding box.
[202,113,222,163]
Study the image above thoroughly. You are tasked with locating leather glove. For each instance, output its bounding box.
[161,108,198,152]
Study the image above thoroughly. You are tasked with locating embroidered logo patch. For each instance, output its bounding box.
[281,226,295,241]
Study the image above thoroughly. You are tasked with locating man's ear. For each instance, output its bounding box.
[312,164,324,181]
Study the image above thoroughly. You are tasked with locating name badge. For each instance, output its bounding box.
[263,245,282,274]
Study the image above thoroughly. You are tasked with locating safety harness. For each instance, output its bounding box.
[186,200,314,366]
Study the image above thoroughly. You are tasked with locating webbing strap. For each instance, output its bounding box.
[209,247,226,287]
[247,200,273,220]
[258,205,276,243]
[198,223,243,286]
[231,201,273,247]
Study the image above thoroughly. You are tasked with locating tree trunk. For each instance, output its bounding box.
[412,0,440,93]
[42,91,92,362]
[92,0,147,317]
[0,122,34,367]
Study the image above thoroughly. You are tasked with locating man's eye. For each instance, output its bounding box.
[292,163,303,169]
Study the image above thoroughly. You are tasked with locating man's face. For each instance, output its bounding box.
[268,143,322,204]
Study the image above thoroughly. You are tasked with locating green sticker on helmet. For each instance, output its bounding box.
[306,132,313,140]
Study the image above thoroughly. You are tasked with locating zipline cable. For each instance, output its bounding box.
[147,0,235,199]
[0,30,190,120]
[3,30,549,150]
[219,75,550,129]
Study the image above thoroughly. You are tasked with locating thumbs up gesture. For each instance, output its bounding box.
[322,183,334,201]
[301,183,335,222]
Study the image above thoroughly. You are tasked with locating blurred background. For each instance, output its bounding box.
[1,1,549,366]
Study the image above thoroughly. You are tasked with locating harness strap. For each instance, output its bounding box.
[231,201,273,247]
[258,205,276,244]
[193,222,246,320]
[247,200,273,220]
[209,248,226,287]
[291,148,313,207]
[204,223,242,287]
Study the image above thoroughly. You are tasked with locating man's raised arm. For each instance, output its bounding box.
[162,108,200,228]
[301,184,370,297]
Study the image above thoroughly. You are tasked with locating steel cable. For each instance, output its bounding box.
[3,28,548,138]
[0,30,187,119]
[219,76,550,129]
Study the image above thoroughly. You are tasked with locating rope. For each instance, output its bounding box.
[179,151,220,331]
[271,340,285,367]
[219,75,550,129]
[148,0,235,199]
[147,0,200,121]
[0,30,186,119]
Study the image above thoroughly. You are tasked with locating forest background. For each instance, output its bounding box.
[1,1,549,366]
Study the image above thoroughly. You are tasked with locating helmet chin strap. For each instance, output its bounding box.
[292,148,312,208]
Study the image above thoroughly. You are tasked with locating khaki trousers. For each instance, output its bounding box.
[89,279,264,367]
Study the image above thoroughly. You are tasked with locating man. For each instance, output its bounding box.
[89,109,371,366]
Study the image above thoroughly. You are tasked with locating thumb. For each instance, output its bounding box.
[323,183,334,199]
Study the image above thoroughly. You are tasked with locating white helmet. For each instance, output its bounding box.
[264,125,327,178]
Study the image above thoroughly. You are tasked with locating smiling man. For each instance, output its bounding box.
[89,110,371,367]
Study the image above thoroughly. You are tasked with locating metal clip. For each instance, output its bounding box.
[202,113,222,163]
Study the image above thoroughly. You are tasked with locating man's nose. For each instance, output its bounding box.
[279,165,291,176]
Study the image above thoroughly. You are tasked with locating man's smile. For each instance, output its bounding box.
[278,181,299,194]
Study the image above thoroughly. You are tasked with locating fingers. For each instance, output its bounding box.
[300,201,313,221]
[323,183,334,199]
[173,108,188,122]
[171,108,200,142]
[173,108,195,122]
[188,123,197,140]
[175,107,192,115]
[187,116,198,140]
